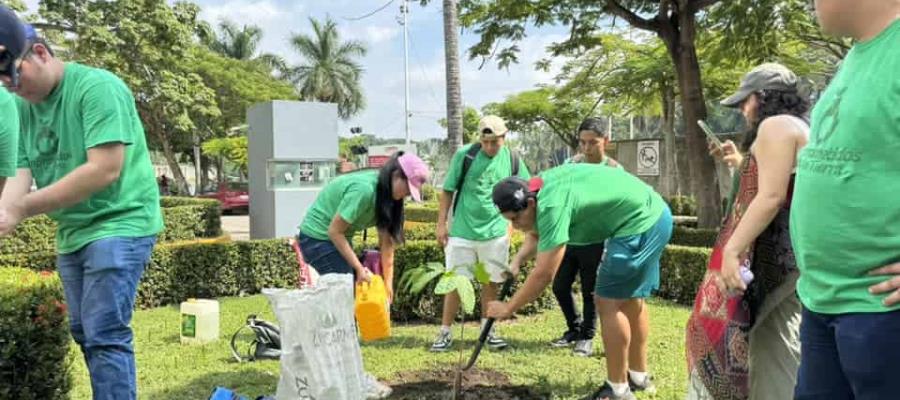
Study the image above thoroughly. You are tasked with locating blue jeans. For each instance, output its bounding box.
[57,236,157,400]
[298,233,353,276]
[794,307,900,399]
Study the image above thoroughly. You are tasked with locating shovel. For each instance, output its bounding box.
[451,277,515,399]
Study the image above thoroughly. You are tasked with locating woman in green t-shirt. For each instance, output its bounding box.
[297,152,430,303]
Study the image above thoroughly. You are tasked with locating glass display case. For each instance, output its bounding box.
[267,159,337,190]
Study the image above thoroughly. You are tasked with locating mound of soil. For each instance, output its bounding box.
[387,367,550,400]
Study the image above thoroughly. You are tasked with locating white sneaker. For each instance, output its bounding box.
[573,339,594,357]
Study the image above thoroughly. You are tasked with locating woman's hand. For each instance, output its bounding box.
[720,247,748,294]
[709,140,744,168]
[355,266,372,285]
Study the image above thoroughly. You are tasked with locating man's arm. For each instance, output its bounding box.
[0,168,32,207]
[497,244,566,317]
[436,190,453,247]
[0,144,124,235]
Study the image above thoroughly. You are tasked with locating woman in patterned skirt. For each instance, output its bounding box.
[685,63,810,400]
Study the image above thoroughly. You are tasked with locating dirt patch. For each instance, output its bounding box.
[387,367,550,400]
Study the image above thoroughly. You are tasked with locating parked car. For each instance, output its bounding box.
[199,180,249,214]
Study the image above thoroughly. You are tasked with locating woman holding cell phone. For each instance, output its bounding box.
[684,63,810,400]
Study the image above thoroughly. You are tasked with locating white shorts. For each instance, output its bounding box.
[445,236,511,283]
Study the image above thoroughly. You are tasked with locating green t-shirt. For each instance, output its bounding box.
[16,63,163,254]
[565,155,623,169]
[443,144,531,241]
[0,88,17,177]
[535,163,665,252]
[299,170,378,241]
[791,20,900,314]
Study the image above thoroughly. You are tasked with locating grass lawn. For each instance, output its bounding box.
[69,295,691,399]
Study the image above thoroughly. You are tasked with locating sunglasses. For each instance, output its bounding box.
[0,43,34,84]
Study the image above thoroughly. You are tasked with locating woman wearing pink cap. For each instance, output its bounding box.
[297,151,430,303]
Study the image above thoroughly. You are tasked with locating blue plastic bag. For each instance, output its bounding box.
[208,387,248,400]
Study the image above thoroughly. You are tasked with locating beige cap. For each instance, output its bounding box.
[477,115,508,138]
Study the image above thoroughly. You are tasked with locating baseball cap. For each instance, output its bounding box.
[478,115,508,138]
[0,6,33,87]
[492,176,543,213]
[397,153,430,203]
[721,63,799,108]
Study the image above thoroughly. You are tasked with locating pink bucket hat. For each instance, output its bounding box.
[397,153,430,202]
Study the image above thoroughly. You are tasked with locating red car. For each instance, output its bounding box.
[200,181,249,214]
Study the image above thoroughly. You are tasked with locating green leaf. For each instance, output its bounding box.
[455,275,476,315]
[410,268,445,295]
[473,261,491,285]
[434,271,459,295]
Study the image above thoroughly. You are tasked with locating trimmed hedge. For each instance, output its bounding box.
[0,197,223,259]
[3,236,711,321]
[671,226,718,248]
[664,195,698,217]
[0,268,71,400]
[406,205,439,223]
[658,245,711,305]
[160,196,222,238]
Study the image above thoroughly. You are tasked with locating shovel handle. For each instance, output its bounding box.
[463,277,515,370]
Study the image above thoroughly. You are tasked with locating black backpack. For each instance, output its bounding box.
[229,315,282,362]
[452,143,520,213]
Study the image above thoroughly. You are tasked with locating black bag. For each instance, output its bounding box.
[451,143,520,213]
[229,315,282,362]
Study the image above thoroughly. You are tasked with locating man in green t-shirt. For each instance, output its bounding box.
[487,164,672,400]
[430,115,531,352]
[790,1,900,398]
[551,117,623,357]
[0,11,162,400]
[0,87,17,192]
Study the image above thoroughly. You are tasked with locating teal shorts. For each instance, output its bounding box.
[595,206,673,299]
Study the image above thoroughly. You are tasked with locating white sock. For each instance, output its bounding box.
[628,370,647,383]
[440,325,452,335]
[607,380,630,396]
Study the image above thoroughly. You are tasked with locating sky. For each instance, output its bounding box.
[23,0,568,141]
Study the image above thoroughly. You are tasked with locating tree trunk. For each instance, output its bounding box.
[155,129,191,196]
[661,83,678,197]
[659,10,722,228]
[443,0,464,153]
[200,155,212,193]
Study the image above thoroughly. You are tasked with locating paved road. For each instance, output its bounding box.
[221,215,250,241]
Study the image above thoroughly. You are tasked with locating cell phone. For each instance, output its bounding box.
[697,120,724,149]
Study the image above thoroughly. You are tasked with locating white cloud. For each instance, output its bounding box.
[341,25,400,45]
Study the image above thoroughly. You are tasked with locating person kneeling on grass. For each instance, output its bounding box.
[486,163,673,400]
[295,151,430,399]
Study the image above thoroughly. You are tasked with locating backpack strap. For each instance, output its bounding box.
[452,144,482,214]
[509,149,520,177]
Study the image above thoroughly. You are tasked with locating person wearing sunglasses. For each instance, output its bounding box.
[0,7,163,400]
[486,163,672,400]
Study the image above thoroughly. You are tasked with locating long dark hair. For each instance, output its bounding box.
[741,89,811,151]
[375,152,406,244]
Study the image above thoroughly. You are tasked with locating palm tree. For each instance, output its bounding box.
[287,17,366,119]
[443,0,464,153]
[202,19,289,76]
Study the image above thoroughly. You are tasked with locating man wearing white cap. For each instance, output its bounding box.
[430,115,530,352]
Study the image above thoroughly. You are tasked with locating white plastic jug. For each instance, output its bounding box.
[180,299,220,345]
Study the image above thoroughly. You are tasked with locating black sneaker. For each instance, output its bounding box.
[486,332,509,350]
[429,330,452,352]
[550,329,580,348]
[628,373,657,394]
[582,382,636,400]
